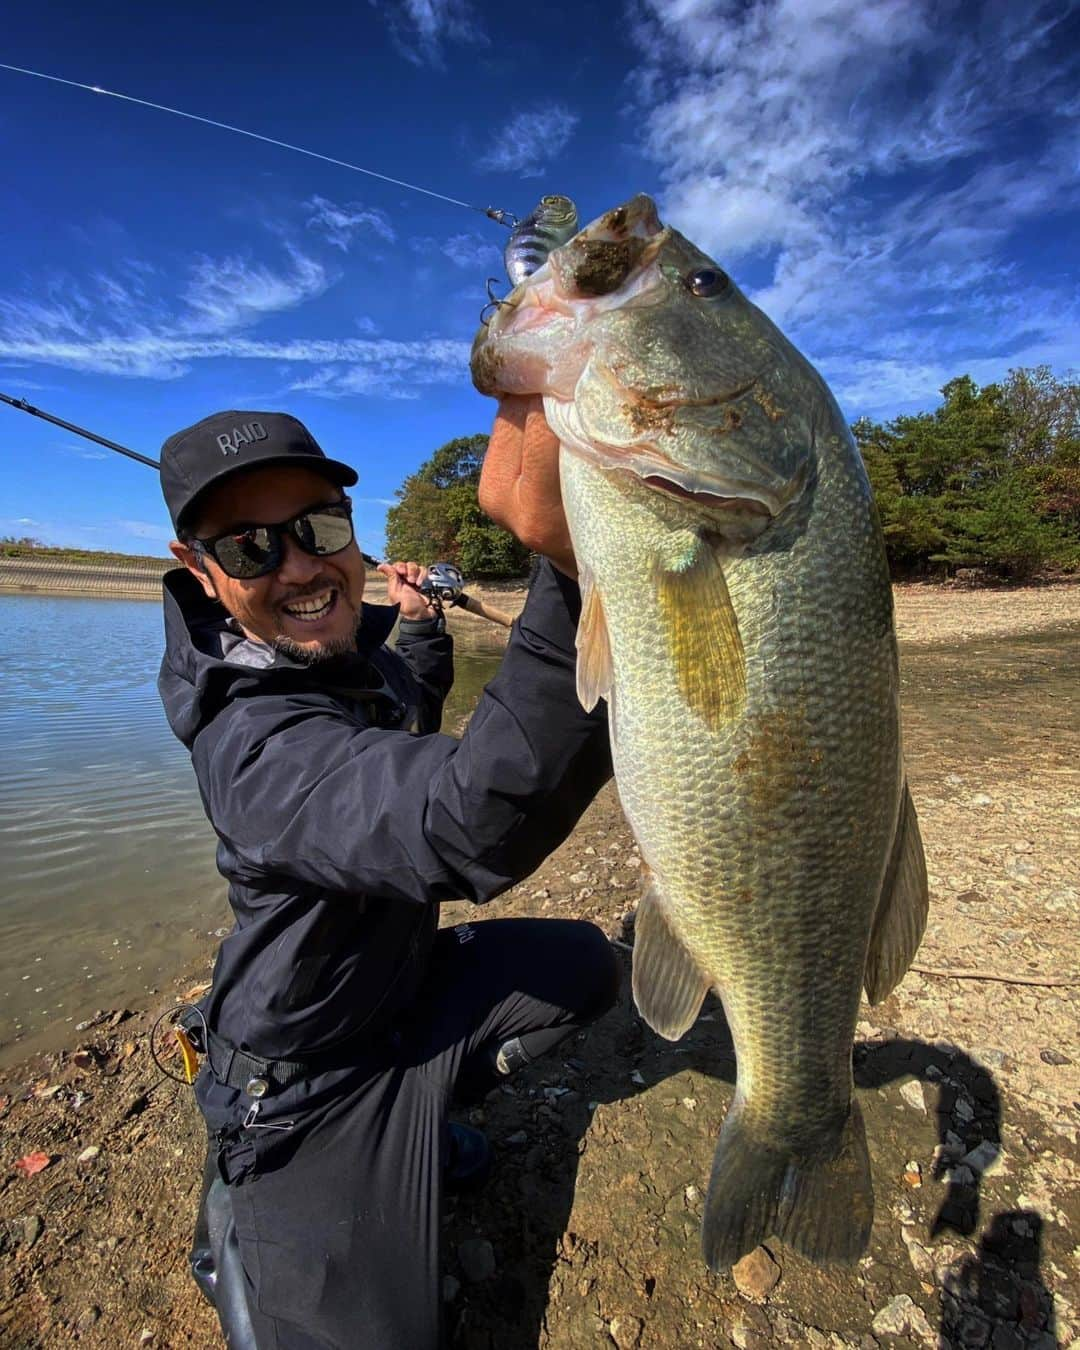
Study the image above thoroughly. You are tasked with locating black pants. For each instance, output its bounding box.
[196,918,619,1349]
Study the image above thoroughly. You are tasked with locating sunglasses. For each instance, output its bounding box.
[194,496,355,580]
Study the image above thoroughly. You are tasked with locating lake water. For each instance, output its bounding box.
[0,594,503,1068]
[3,591,1075,1072]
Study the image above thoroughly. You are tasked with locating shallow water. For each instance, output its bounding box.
[1,593,1075,1070]
[0,595,503,1067]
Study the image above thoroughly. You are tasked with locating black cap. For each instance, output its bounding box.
[160,410,358,532]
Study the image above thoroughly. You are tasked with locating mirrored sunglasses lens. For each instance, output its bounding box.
[214,527,277,578]
[301,511,354,556]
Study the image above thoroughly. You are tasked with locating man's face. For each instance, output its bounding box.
[170,465,367,662]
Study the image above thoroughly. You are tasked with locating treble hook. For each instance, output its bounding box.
[479,276,511,326]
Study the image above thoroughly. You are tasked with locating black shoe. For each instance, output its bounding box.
[445,1122,492,1192]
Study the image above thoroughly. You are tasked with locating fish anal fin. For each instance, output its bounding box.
[702,1100,873,1269]
[864,783,929,1004]
[631,875,711,1041]
[654,540,746,731]
[575,564,614,712]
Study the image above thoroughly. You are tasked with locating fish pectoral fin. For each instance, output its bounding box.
[653,537,746,731]
[631,877,712,1041]
[864,782,930,1004]
[575,563,614,712]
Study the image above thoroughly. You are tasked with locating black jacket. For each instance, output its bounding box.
[158,561,612,1060]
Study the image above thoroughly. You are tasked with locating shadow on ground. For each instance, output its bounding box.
[444,956,1056,1349]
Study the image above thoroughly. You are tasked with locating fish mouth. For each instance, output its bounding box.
[546,392,802,521]
[640,474,772,514]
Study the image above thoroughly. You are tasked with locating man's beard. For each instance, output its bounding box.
[271,612,361,665]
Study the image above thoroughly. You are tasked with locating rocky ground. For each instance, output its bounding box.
[0,580,1077,1349]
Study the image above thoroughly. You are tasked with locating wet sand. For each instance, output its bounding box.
[0,581,1077,1348]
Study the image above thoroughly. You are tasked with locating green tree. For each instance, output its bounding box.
[384,434,530,578]
[854,369,1079,577]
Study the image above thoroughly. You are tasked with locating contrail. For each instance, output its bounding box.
[0,62,515,223]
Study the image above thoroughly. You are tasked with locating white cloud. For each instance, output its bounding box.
[306,196,396,252]
[0,331,473,392]
[182,249,331,331]
[440,232,503,270]
[477,105,579,178]
[0,247,335,379]
[376,0,487,67]
[630,0,1080,414]
[285,338,471,399]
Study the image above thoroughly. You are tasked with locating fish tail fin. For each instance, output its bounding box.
[702,1100,873,1270]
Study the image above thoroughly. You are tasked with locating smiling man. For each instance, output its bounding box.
[156,404,618,1349]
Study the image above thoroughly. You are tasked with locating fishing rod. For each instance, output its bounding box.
[0,391,161,469]
[0,63,518,228]
[0,390,513,627]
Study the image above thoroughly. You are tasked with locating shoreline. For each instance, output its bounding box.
[0,581,1076,1083]
[3,566,1077,640]
[1,583,1077,1347]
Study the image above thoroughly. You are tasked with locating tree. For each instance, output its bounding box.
[854,367,1080,577]
[384,434,530,578]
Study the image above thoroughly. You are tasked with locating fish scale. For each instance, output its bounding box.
[473,193,928,1270]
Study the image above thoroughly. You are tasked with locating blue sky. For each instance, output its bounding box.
[1,0,1077,557]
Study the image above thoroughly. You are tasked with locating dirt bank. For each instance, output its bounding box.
[1,583,1077,1349]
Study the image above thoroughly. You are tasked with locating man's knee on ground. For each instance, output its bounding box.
[570,920,621,1023]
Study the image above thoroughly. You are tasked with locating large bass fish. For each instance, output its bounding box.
[470,194,928,1269]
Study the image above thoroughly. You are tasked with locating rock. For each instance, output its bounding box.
[899,1080,926,1112]
[1039,1047,1071,1065]
[730,1304,771,1349]
[961,1141,1005,1175]
[872,1294,922,1338]
[990,1326,1025,1350]
[441,1275,460,1303]
[22,1215,43,1250]
[608,1314,644,1348]
[503,1130,528,1148]
[971,793,993,806]
[76,1307,101,1333]
[955,1311,992,1346]
[906,1303,934,1343]
[458,1237,496,1283]
[954,1096,975,1124]
[138,1331,154,1346]
[568,870,590,885]
[76,1146,101,1165]
[900,1225,934,1280]
[732,1246,781,1301]
[630,1070,645,1086]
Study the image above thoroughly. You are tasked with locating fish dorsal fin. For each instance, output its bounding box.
[864,783,929,1004]
[632,871,712,1040]
[575,563,614,712]
[654,537,746,730]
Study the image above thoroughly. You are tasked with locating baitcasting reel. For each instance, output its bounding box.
[418,562,465,608]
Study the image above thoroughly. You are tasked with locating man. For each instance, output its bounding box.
[157,397,619,1348]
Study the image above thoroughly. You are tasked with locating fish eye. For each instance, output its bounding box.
[687,267,730,298]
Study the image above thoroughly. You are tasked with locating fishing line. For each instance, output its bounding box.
[0,62,516,225]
